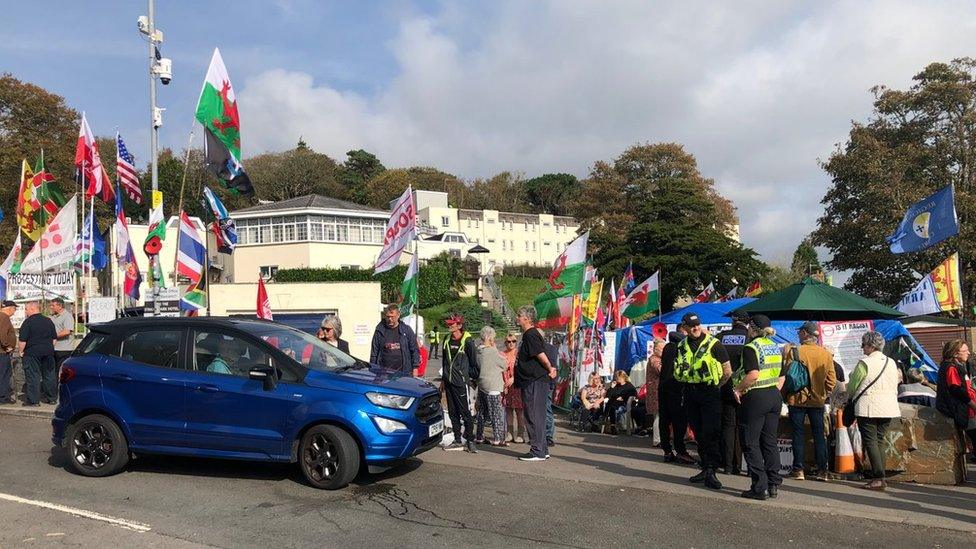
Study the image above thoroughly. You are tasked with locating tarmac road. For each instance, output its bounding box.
[0,414,973,548]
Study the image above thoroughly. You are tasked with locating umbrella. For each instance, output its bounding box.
[731,277,905,321]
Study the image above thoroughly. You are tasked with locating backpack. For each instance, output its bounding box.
[782,346,811,394]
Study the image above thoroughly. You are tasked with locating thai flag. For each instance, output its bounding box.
[177,212,206,284]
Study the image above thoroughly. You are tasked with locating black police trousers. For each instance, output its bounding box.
[658,382,688,456]
[739,387,783,495]
[684,383,722,471]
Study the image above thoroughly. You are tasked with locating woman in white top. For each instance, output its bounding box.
[475,326,509,446]
[847,331,900,491]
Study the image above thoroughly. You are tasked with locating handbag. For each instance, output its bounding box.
[842,357,889,427]
[783,346,811,394]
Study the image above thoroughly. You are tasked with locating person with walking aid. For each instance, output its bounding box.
[514,305,557,461]
[716,311,749,475]
[18,301,58,407]
[441,313,480,452]
[659,326,696,464]
[0,300,17,405]
[673,313,732,489]
[475,326,508,446]
[782,321,836,481]
[847,331,899,491]
[732,314,785,500]
[935,340,976,466]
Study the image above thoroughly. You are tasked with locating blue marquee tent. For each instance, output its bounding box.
[614,299,937,380]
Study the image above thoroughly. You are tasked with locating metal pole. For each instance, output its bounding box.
[149,0,158,194]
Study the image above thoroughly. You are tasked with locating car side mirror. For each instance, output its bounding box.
[249,366,277,391]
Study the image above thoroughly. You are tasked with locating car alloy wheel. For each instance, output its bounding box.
[303,433,339,482]
[72,422,114,471]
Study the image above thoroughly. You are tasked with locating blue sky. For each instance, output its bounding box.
[4,1,976,264]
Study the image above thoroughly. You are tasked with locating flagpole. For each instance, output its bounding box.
[79,158,86,323]
[38,149,47,308]
[87,193,95,304]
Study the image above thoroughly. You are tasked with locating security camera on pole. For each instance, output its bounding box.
[138,0,172,316]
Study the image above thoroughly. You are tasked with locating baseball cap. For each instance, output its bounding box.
[799,320,819,336]
[1,300,15,308]
[681,313,701,327]
[730,310,750,322]
[750,314,772,329]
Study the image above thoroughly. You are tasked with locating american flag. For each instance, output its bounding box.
[116,133,143,205]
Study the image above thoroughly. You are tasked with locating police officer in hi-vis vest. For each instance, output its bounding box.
[673,312,732,490]
[732,314,786,500]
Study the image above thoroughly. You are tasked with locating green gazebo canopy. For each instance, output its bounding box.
[731,277,905,321]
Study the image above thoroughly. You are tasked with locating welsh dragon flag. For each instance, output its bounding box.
[195,48,253,196]
[535,232,588,328]
[621,271,660,321]
[400,254,419,317]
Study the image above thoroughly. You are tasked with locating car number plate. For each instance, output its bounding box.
[429,419,444,437]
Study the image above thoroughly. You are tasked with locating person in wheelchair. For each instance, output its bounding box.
[579,372,607,429]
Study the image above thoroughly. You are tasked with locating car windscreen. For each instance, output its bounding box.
[253,324,361,372]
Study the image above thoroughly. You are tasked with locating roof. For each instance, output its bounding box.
[231,195,387,216]
[94,316,284,331]
[733,277,905,321]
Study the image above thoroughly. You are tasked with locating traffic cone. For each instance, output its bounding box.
[834,409,855,473]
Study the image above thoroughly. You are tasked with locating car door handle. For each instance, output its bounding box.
[112,374,132,381]
[195,384,220,393]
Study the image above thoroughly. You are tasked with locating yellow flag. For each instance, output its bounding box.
[931,252,963,311]
[16,160,42,241]
[582,279,603,320]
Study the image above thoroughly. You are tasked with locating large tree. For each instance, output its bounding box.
[0,74,78,251]
[790,237,822,279]
[813,58,976,308]
[523,173,580,216]
[339,149,385,203]
[246,141,345,203]
[576,144,762,309]
[362,166,466,209]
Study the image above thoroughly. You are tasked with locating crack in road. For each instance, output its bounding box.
[354,484,584,548]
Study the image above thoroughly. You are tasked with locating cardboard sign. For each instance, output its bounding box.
[819,320,874,375]
[88,297,117,324]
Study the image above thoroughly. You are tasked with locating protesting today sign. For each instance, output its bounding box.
[6,271,76,302]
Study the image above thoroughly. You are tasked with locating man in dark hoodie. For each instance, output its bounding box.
[659,325,695,464]
[370,304,420,377]
[441,313,479,453]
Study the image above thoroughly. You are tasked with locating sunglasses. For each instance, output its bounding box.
[320,326,334,331]
[505,340,517,344]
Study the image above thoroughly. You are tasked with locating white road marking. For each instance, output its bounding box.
[0,492,151,532]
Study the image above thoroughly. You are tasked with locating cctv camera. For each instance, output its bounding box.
[137,15,149,35]
[154,58,173,85]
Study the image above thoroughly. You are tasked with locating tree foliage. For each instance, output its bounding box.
[247,141,344,202]
[339,149,385,203]
[0,73,78,252]
[790,237,821,279]
[575,144,761,309]
[522,173,580,215]
[362,166,465,209]
[813,58,976,307]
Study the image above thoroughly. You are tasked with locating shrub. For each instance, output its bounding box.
[275,264,455,307]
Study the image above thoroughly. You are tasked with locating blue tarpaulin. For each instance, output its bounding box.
[614,299,938,381]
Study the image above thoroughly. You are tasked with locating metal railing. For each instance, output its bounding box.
[482,271,516,326]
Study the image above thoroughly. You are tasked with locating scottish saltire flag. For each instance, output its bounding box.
[177,212,206,284]
[888,185,958,253]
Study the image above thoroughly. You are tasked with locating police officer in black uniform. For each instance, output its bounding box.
[674,313,733,490]
[716,311,749,475]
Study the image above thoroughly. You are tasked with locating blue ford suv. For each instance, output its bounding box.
[52,317,443,489]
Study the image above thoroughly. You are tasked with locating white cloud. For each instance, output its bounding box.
[237,0,976,261]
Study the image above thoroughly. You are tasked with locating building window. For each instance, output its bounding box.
[524,222,528,230]
[487,218,495,224]
[524,241,529,252]
[532,242,537,251]
[488,238,495,243]
[543,222,551,227]
[544,241,551,246]
[509,240,514,250]
[474,220,479,228]
[260,265,278,280]
[441,216,450,227]
[466,219,471,228]
[502,240,507,251]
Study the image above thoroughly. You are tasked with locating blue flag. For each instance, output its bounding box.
[887,185,958,254]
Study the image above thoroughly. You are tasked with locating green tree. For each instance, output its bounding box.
[466,172,530,213]
[339,149,385,203]
[0,74,78,251]
[813,58,976,306]
[362,166,465,209]
[790,237,822,279]
[246,141,345,202]
[761,264,796,293]
[523,173,580,215]
[576,145,761,309]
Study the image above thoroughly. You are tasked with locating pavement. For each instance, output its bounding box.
[1,408,975,547]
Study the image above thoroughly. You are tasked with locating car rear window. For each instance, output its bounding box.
[73,332,110,356]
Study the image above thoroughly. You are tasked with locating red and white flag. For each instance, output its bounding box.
[373,186,416,274]
[257,276,273,320]
[75,112,115,204]
[717,286,738,303]
[116,133,143,204]
[693,282,715,303]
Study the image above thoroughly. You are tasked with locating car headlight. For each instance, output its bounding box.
[373,416,409,434]
[365,392,415,410]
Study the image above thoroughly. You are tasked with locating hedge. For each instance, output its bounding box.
[275,265,455,307]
